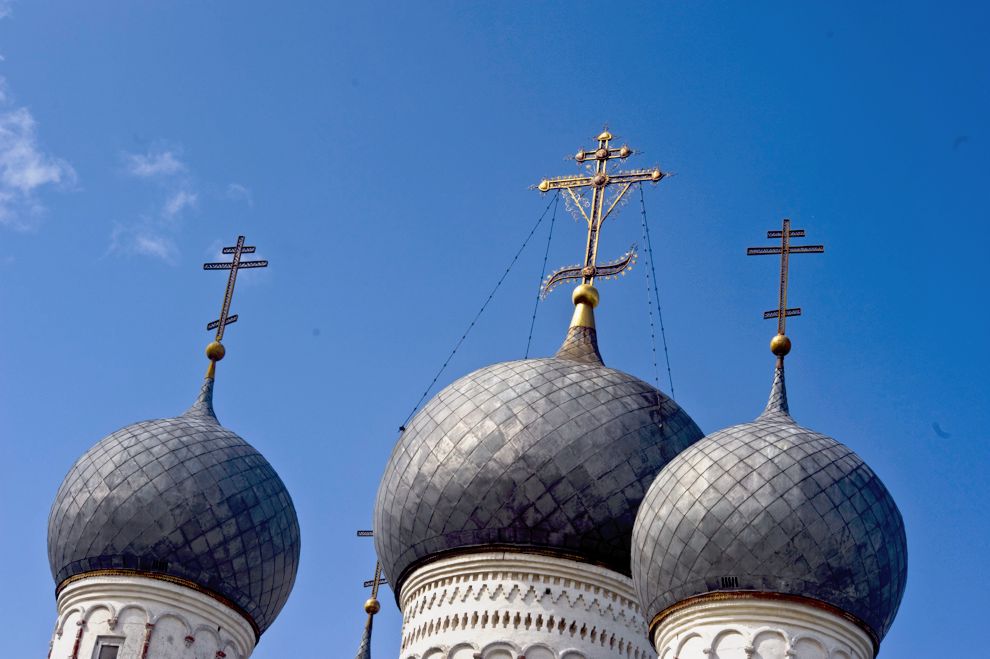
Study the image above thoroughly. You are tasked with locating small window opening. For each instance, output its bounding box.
[97,645,120,659]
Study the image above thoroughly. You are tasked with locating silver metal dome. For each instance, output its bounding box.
[47,378,301,636]
[632,365,907,644]
[374,327,704,596]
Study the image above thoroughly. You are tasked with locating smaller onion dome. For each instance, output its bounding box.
[632,363,907,647]
[47,376,301,637]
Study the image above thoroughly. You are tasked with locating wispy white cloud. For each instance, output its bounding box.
[0,101,77,229]
[112,146,199,261]
[0,1,13,21]
[124,149,185,178]
[163,189,197,218]
[225,182,253,207]
[108,222,178,264]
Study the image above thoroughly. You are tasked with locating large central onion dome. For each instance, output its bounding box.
[632,362,908,647]
[374,285,704,596]
[47,377,301,637]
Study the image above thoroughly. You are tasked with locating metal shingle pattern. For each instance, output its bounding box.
[632,366,907,641]
[374,351,703,595]
[47,378,301,634]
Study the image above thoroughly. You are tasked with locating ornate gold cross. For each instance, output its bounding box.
[537,129,665,297]
[747,218,824,356]
[203,235,268,342]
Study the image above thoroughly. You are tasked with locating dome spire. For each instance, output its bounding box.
[201,234,269,379]
[353,533,384,659]
[554,284,605,364]
[747,218,824,417]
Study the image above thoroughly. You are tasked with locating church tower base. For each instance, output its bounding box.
[398,551,655,659]
[48,574,256,659]
[651,595,875,659]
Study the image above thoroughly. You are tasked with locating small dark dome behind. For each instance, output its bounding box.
[632,367,907,642]
[47,379,301,635]
[374,327,704,596]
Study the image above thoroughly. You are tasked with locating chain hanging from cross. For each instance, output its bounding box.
[747,218,824,358]
[537,129,666,298]
[202,235,268,374]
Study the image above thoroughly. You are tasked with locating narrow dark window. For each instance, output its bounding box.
[97,645,120,659]
[720,576,739,588]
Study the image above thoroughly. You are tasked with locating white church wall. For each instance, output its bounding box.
[397,551,655,659]
[652,597,873,659]
[48,574,254,659]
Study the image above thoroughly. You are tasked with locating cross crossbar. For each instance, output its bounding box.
[764,308,801,319]
[206,314,238,331]
[203,260,269,270]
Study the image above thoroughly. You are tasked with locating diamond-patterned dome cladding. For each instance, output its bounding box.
[632,409,907,641]
[48,387,301,635]
[374,355,704,594]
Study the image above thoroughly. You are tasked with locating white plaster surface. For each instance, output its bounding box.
[49,574,255,659]
[652,597,874,659]
[398,551,655,659]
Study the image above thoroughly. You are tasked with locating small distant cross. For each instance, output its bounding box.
[203,235,268,342]
[747,219,824,335]
[356,530,387,595]
[536,129,664,297]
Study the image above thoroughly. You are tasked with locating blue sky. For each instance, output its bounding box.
[0,2,987,657]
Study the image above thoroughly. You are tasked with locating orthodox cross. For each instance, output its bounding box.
[203,235,268,342]
[356,530,387,594]
[747,218,824,335]
[537,129,665,297]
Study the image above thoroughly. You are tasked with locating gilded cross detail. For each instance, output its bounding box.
[747,219,824,335]
[537,129,665,297]
[203,235,268,342]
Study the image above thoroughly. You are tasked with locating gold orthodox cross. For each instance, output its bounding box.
[203,235,269,342]
[747,218,824,354]
[537,129,665,297]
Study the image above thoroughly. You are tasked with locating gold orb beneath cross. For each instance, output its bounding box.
[770,334,791,357]
[572,284,599,308]
[206,341,226,361]
[364,598,381,614]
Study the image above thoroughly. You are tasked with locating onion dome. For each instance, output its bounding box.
[631,361,908,647]
[47,375,301,637]
[374,284,704,597]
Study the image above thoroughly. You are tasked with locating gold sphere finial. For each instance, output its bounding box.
[364,597,381,614]
[650,168,663,182]
[597,130,613,141]
[538,179,550,192]
[572,284,599,308]
[770,334,791,357]
[206,341,226,362]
